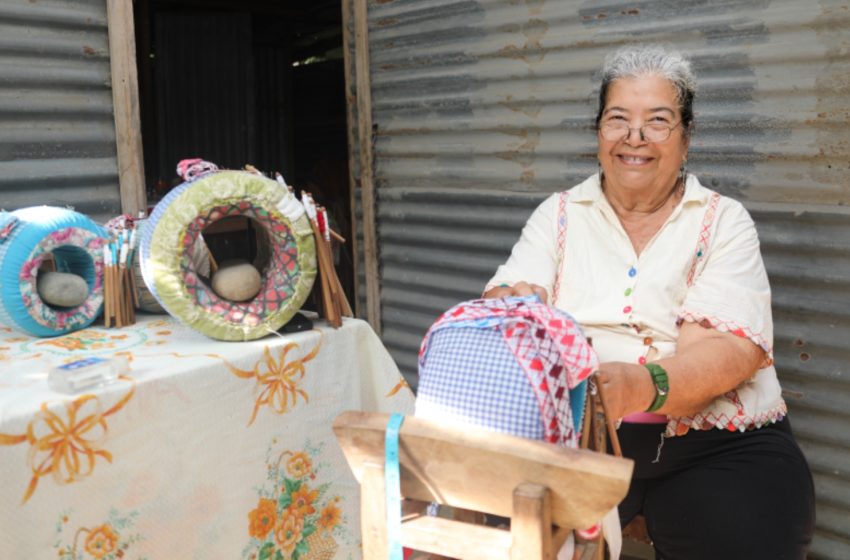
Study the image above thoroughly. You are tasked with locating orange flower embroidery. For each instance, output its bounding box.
[274,508,304,557]
[37,330,108,351]
[0,377,134,502]
[225,336,322,425]
[318,501,342,533]
[248,498,277,539]
[290,485,319,516]
[285,452,312,479]
[83,524,119,558]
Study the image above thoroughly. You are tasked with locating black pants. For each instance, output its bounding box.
[617,419,815,560]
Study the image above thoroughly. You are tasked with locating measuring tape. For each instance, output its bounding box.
[385,413,405,560]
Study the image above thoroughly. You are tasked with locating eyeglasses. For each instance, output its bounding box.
[598,120,682,143]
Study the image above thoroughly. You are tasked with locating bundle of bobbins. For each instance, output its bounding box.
[101,214,145,328]
[139,159,319,341]
[296,183,352,328]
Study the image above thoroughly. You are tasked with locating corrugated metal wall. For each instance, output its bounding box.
[0,0,121,220]
[353,0,850,557]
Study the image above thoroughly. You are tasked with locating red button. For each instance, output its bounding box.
[623,306,632,313]
[638,356,647,365]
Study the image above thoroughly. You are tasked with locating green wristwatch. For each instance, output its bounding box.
[644,363,669,412]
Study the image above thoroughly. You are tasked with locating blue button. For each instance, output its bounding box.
[628,267,637,277]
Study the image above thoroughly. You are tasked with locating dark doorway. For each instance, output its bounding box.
[134,0,353,305]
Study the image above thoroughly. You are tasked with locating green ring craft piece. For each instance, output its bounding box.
[0,206,108,337]
[139,170,317,341]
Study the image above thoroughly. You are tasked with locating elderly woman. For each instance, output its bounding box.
[484,45,815,559]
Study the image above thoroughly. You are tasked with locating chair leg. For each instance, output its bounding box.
[511,482,552,560]
[361,462,389,559]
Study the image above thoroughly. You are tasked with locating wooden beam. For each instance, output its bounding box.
[360,462,389,559]
[401,515,511,560]
[511,483,551,559]
[106,0,147,216]
[352,0,381,333]
[341,0,361,318]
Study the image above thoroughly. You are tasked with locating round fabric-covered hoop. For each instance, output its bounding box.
[0,206,108,337]
[140,170,317,341]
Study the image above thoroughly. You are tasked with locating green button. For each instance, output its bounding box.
[624,288,632,296]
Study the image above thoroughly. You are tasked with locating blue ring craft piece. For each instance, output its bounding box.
[0,206,108,337]
[139,170,317,341]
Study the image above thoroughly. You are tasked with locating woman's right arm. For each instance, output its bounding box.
[482,193,562,302]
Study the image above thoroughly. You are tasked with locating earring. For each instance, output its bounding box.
[680,160,687,187]
[598,161,604,181]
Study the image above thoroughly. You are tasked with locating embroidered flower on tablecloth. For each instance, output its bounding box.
[54,509,146,560]
[286,452,312,479]
[84,524,119,558]
[317,501,341,534]
[243,442,344,560]
[274,508,305,557]
[249,498,278,540]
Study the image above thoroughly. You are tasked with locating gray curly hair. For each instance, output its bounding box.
[594,44,697,136]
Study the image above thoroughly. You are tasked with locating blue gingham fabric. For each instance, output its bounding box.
[415,296,597,447]
[415,325,545,440]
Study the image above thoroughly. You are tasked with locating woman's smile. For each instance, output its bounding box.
[616,153,654,166]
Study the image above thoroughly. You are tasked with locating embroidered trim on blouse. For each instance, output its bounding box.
[686,192,721,287]
[677,309,773,366]
[666,400,787,437]
[551,191,570,303]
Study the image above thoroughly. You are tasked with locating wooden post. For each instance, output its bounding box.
[352,0,382,334]
[341,0,361,318]
[106,0,147,216]
[511,483,552,560]
[360,462,389,559]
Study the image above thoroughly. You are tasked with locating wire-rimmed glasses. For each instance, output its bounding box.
[598,120,682,143]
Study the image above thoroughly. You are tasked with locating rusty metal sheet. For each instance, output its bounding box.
[0,0,121,220]
[350,1,850,556]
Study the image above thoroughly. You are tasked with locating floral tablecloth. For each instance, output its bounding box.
[0,314,414,559]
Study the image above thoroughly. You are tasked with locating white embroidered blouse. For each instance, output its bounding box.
[485,173,787,437]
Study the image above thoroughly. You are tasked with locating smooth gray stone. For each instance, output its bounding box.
[37,271,89,307]
[211,261,261,302]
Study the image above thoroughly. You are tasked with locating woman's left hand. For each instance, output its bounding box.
[594,362,656,419]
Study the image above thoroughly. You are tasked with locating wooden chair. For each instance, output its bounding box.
[333,411,633,560]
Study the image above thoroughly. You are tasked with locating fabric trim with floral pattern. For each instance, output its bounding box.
[551,191,570,304]
[677,309,773,367]
[666,401,788,437]
[685,192,721,287]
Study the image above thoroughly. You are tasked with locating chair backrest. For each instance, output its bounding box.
[333,410,632,531]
